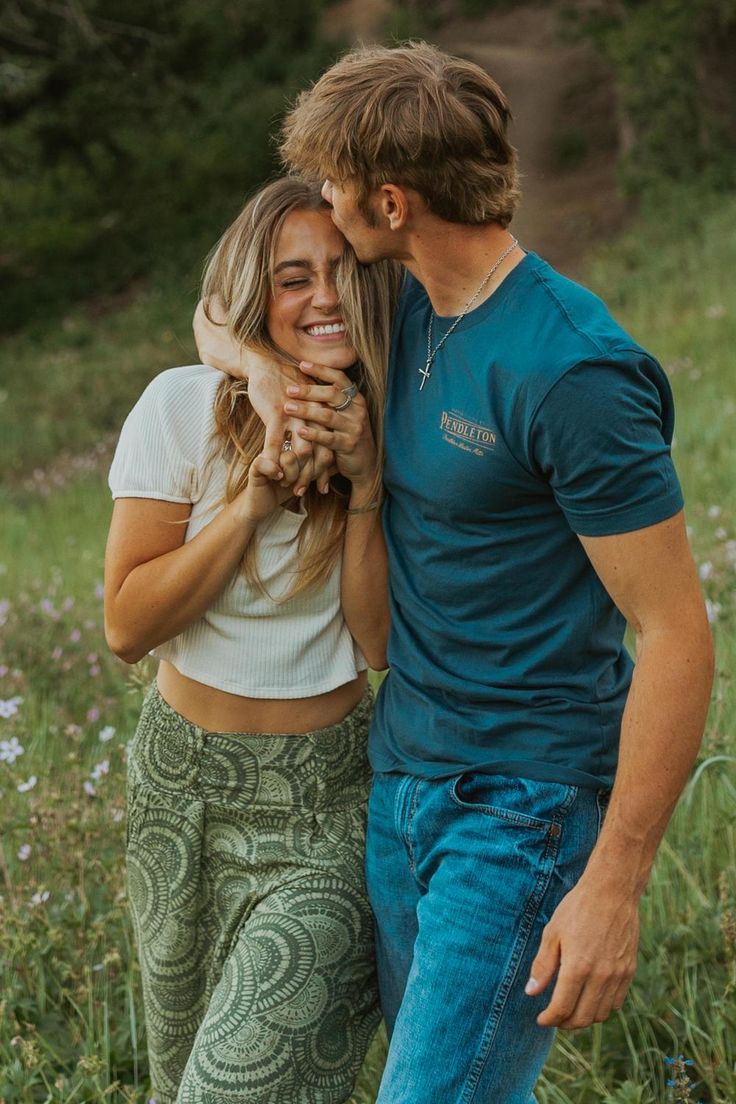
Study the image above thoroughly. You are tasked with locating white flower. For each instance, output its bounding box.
[17,775,37,793]
[30,890,50,906]
[83,780,97,797]
[707,505,722,519]
[705,303,726,319]
[18,844,31,861]
[111,807,124,823]
[725,541,736,564]
[698,561,714,581]
[0,696,23,720]
[98,725,116,743]
[715,527,727,541]
[90,759,110,782]
[705,599,722,624]
[0,735,25,762]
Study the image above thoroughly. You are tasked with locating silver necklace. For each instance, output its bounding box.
[419,236,519,391]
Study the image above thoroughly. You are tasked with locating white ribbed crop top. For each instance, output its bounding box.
[108,364,366,698]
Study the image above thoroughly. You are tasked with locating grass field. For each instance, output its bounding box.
[1,190,734,1102]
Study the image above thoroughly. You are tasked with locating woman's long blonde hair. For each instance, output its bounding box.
[201,177,402,600]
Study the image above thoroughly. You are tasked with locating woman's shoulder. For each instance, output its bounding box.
[143,363,227,405]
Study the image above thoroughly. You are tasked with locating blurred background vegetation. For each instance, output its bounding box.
[2,0,735,335]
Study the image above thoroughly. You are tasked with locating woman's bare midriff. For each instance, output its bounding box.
[156,660,368,734]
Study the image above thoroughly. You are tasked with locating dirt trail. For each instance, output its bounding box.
[325,0,628,274]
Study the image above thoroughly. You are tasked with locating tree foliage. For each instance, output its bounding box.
[0,0,332,330]
[564,0,736,192]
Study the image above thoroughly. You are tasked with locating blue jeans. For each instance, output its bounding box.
[365,771,609,1104]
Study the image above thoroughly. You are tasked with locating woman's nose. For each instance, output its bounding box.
[312,275,338,312]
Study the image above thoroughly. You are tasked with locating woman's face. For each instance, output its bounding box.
[266,208,358,370]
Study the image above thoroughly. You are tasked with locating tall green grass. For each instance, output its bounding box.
[1,189,734,1101]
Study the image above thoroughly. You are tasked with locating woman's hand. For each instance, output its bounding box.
[284,362,379,490]
[239,447,303,523]
[193,298,334,493]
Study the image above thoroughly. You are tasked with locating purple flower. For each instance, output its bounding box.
[86,707,100,723]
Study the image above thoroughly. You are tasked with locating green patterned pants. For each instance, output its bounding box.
[126,684,380,1103]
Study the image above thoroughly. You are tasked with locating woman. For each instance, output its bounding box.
[104,178,400,1103]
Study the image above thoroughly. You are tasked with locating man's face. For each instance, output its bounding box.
[321,179,393,263]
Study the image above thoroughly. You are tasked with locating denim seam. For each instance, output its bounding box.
[393,775,419,876]
[450,777,579,832]
[461,820,564,1104]
[404,779,422,876]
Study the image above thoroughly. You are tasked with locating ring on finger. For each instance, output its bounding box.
[342,382,359,400]
[281,439,293,452]
[332,394,354,412]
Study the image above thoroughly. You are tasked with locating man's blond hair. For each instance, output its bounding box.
[280,41,520,227]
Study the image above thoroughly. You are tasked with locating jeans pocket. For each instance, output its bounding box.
[596,788,611,835]
[449,772,578,832]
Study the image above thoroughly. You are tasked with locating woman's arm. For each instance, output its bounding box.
[285,362,390,669]
[104,454,298,663]
[341,484,390,671]
[193,298,333,494]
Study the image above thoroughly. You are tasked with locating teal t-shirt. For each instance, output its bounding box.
[369,252,684,789]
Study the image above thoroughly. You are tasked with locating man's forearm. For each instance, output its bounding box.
[582,617,714,895]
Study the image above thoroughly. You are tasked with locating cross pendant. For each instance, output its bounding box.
[419,360,431,391]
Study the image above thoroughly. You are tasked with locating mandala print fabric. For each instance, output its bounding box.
[126,686,379,1103]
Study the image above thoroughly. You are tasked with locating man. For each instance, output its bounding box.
[195,42,713,1103]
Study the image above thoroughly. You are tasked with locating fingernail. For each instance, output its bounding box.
[275,471,283,480]
[284,403,298,413]
[286,386,300,396]
[296,487,307,497]
[525,978,538,995]
[300,361,313,369]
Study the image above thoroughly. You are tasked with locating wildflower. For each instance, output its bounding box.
[86,707,100,723]
[0,663,8,677]
[664,1054,699,1101]
[0,735,25,762]
[69,628,81,643]
[707,504,722,519]
[51,646,63,661]
[705,599,722,624]
[0,696,23,720]
[99,725,116,743]
[0,599,9,626]
[111,807,124,823]
[705,303,726,319]
[90,759,110,782]
[698,562,713,581]
[94,582,104,600]
[17,775,37,793]
[89,664,101,677]
[83,780,97,797]
[715,526,727,541]
[62,596,75,611]
[18,843,31,861]
[65,723,82,737]
[30,890,50,906]
[87,653,98,664]
[40,598,59,619]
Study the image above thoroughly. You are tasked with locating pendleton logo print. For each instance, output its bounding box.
[440,410,497,456]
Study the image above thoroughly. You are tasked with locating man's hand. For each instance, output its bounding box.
[526,873,639,1029]
[193,299,333,493]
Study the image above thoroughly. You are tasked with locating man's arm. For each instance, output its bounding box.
[193,299,333,494]
[527,509,714,1029]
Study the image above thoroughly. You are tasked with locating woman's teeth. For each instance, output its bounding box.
[305,323,346,336]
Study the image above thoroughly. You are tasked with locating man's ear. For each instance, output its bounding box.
[377,183,412,230]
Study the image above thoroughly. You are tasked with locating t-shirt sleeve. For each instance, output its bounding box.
[528,351,684,536]
[108,366,219,503]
